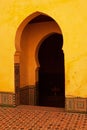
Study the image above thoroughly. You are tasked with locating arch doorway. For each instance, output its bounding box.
[14,11,65,108]
[38,33,65,107]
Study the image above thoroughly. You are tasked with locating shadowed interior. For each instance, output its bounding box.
[38,33,65,107]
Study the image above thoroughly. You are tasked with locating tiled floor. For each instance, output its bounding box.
[0,105,87,130]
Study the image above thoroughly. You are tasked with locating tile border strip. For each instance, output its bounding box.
[0,92,16,107]
[0,91,87,114]
[65,97,87,113]
[20,85,37,105]
[14,63,20,105]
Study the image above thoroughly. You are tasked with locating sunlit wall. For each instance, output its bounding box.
[0,0,87,97]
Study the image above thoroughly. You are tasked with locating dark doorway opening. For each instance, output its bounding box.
[38,33,65,107]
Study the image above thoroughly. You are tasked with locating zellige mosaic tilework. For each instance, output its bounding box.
[0,105,87,130]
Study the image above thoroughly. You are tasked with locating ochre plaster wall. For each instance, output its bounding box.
[0,0,87,98]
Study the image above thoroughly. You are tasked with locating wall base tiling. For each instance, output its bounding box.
[29,86,37,105]
[65,96,87,113]
[20,86,37,105]
[0,92,16,107]
[14,63,20,105]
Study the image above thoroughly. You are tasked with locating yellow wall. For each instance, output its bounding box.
[0,0,87,97]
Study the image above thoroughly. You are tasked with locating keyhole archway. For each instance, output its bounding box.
[14,11,65,107]
[37,33,65,107]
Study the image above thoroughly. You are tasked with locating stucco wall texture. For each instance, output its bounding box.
[0,0,87,98]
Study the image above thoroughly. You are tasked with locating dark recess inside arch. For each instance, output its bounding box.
[29,14,54,24]
[38,33,65,108]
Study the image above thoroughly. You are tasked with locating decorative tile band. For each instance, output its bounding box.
[29,86,37,105]
[65,97,87,113]
[0,92,16,107]
[14,63,20,105]
[20,85,37,105]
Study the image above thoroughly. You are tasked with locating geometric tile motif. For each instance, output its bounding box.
[65,98,75,111]
[0,105,87,129]
[0,92,15,107]
[20,86,36,105]
[66,97,87,113]
[14,63,20,105]
[74,98,87,112]
[29,86,36,105]
[77,101,84,108]
[14,63,20,93]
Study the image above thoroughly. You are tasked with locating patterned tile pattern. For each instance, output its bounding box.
[29,86,36,105]
[65,97,87,113]
[0,92,15,107]
[20,86,36,105]
[75,98,87,112]
[0,105,87,130]
[14,63,20,92]
[14,63,20,105]
[65,97,75,111]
